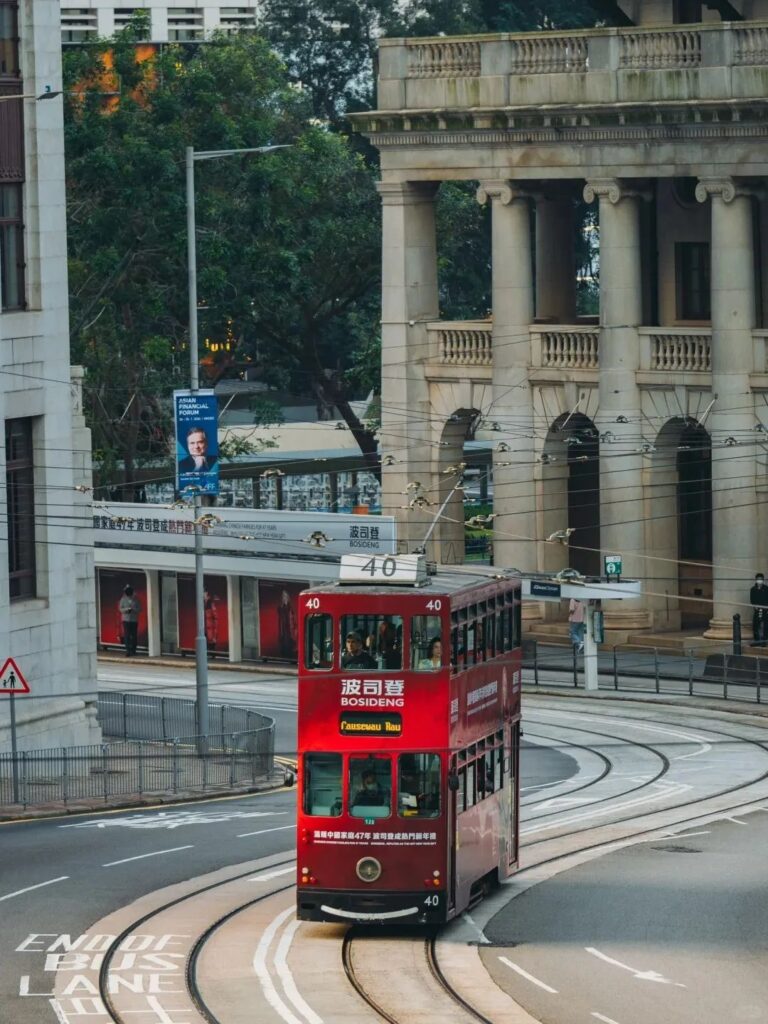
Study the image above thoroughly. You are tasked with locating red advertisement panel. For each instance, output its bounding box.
[98,568,148,649]
[258,580,304,660]
[178,574,229,655]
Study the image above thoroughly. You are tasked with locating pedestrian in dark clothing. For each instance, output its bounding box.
[750,573,768,647]
[119,585,141,656]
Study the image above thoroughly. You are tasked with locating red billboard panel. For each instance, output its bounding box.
[177,574,229,655]
[258,580,304,660]
[98,568,148,650]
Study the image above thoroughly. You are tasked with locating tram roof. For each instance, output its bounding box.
[305,564,521,599]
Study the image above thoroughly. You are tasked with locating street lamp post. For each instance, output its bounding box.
[185,143,290,744]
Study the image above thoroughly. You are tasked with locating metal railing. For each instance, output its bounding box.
[524,639,768,704]
[0,692,275,808]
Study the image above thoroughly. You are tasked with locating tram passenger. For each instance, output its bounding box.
[418,637,442,670]
[341,631,377,669]
[352,770,389,808]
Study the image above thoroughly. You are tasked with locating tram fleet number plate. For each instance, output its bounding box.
[339,711,403,736]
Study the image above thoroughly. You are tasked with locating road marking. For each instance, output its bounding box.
[722,816,748,825]
[250,866,296,882]
[632,830,711,845]
[238,824,297,838]
[62,809,286,830]
[461,911,490,945]
[275,917,323,1024]
[585,947,686,987]
[498,957,558,993]
[0,876,68,903]
[102,845,194,867]
[592,1013,622,1024]
[253,907,307,1024]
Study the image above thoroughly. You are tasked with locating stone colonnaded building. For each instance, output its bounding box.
[354,0,768,640]
[0,0,98,751]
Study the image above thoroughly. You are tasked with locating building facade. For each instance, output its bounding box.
[358,0,768,639]
[0,0,98,751]
[59,2,259,44]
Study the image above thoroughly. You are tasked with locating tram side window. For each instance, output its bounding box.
[398,753,440,817]
[513,601,522,648]
[341,614,402,670]
[411,615,442,670]
[349,756,391,818]
[304,753,342,816]
[305,614,334,670]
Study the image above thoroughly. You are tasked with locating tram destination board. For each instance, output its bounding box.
[339,711,403,736]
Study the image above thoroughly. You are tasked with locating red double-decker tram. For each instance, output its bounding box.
[296,554,522,925]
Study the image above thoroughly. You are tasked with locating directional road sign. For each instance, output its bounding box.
[0,657,30,694]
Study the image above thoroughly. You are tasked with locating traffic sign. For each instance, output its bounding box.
[0,657,30,694]
[604,554,623,578]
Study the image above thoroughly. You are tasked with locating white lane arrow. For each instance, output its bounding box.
[585,947,686,987]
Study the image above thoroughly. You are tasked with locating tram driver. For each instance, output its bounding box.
[352,770,389,808]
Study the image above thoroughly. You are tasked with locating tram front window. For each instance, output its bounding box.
[398,753,440,818]
[341,615,402,670]
[349,757,391,818]
[411,616,442,670]
[304,753,342,816]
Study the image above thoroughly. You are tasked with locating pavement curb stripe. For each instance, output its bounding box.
[0,876,69,902]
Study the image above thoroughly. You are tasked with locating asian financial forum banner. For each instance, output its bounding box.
[174,389,219,497]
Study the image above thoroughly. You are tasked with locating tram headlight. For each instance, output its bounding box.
[356,856,382,883]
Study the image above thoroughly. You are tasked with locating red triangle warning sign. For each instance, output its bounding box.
[0,657,30,694]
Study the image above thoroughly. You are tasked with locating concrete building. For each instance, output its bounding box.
[357,0,768,640]
[0,0,98,751]
[59,2,259,44]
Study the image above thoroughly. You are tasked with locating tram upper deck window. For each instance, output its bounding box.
[305,613,333,670]
[341,614,402,670]
[398,753,440,818]
[349,756,391,818]
[411,615,442,670]
[304,753,342,816]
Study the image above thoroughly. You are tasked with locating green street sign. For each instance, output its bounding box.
[604,554,622,578]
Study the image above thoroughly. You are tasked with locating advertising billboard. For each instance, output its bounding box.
[174,389,219,497]
[177,573,229,655]
[97,568,148,650]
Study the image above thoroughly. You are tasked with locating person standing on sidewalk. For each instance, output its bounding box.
[750,573,768,647]
[119,584,141,657]
[568,598,586,653]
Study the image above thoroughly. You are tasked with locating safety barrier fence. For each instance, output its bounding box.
[0,692,275,808]
[524,640,768,705]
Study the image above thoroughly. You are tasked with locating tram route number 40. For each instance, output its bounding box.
[339,553,427,586]
[423,894,440,907]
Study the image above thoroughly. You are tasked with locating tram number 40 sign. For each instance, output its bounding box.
[0,657,30,694]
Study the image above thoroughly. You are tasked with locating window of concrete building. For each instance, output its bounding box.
[0,183,24,310]
[61,8,99,45]
[5,417,36,600]
[676,242,710,321]
[220,7,256,33]
[168,8,204,41]
[0,1,18,77]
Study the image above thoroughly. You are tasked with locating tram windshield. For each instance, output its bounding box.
[349,756,391,818]
[341,615,403,670]
[303,753,342,816]
[398,753,440,818]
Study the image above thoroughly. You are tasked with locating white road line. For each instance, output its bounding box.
[521,781,691,835]
[592,1013,622,1024]
[275,917,324,1024]
[585,947,686,987]
[498,957,558,993]
[102,845,194,867]
[238,824,297,839]
[0,876,69,903]
[722,816,748,825]
[250,866,296,882]
[253,907,306,1024]
[461,911,490,945]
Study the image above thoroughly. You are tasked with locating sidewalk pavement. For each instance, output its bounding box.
[98,653,296,676]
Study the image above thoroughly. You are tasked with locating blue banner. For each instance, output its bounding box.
[174,389,219,497]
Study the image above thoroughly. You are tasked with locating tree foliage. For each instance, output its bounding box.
[65,25,381,490]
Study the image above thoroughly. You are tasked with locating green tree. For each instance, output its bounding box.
[65,24,381,491]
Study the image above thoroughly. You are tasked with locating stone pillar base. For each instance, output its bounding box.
[703,618,735,641]
[603,607,653,632]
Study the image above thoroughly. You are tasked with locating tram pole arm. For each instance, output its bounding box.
[584,601,599,692]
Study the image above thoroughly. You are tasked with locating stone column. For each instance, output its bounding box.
[535,196,576,323]
[696,177,758,638]
[145,569,162,657]
[584,179,648,631]
[477,181,536,575]
[377,181,440,555]
[227,575,242,663]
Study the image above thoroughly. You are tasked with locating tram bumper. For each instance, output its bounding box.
[297,889,446,925]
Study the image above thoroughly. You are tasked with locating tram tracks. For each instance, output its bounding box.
[74,700,768,1024]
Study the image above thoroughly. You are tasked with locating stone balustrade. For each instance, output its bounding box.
[639,328,712,372]
[532,326,599,370]
[372,21,768,113]
[427,321,492,366]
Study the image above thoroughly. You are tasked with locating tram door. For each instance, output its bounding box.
[508,722,519,867]
[448,753,458,910]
